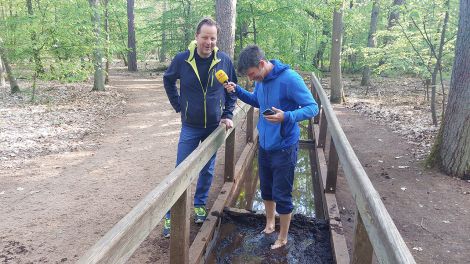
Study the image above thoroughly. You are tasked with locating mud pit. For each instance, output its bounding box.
[207,210,333,264]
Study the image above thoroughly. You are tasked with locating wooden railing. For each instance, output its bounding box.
[309,73,416,264]
[77,102,252,264]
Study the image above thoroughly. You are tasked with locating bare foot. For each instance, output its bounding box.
[270,239,287,249]
[261,225,275,234]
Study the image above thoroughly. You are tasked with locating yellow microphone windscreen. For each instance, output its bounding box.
[215,70,229,84]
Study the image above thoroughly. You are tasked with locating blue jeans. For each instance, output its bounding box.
[258,143,298,214]
[166,124,217,218]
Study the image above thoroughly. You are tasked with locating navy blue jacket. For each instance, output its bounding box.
[235,60,318,150]
[163,41,238,128]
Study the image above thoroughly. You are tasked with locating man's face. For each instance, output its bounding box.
[246,61,265,82]
[195,25,217,58]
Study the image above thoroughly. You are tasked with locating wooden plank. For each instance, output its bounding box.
[170,188,190,264]
[318,110,328,148]
[77,102,251,264]
[309,146,327,220]
[225,128,236,182]
[246,106,254,143]
[351,209,374,264]
[314,124,328,190]
[310,73,416,264]
[188,182,233,264]
[325,193,350,264]
[326,137,339,193]
[310,81,321,124]
[226,138,258,206]
[299,139,315,149]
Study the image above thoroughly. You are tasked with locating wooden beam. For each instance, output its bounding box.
[170,188,190,264]
[326,137,339,193]
[325,193,350,264]
[351,209,373,264]
[318,110,328,148]
[246,106,254,143]
[225,128,236,182]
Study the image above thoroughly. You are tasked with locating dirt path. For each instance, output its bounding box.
[0,70,246,264]
[334,105,470,264]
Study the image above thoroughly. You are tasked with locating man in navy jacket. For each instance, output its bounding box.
[163,17,237,238]
[223,45,318,249]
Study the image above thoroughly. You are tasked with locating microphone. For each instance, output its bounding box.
[215,69,229,84]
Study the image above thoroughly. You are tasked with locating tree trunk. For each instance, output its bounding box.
[159,0,167,62]
[0,57,5,88]
[438,0,470,179]
[330,3,344,104]
[250,3,257,44]
[361,0,379,86]
[216,0,237,60]
[0,38,20,94]
[127,0,137,71]
[89,0,105,91]
[430,0,450,126]
[103,0,110,84]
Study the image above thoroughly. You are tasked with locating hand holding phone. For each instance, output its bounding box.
[262,108,276,116]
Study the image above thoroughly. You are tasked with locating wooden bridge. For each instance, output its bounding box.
[77,74,416,264]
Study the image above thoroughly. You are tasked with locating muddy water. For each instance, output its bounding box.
[206,211,333,264]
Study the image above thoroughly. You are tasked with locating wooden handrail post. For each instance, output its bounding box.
[246,107,254,143]
[351,209,374,264]
[170,187,191,264]
[326,137,339,193]
[225,129,236,182]
[318,110,327,148]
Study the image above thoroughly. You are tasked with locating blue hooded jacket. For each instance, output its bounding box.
[235,60,319,150]
[163,41,238,128]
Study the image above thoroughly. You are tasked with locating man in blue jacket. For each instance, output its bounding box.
[223,45,318,249]
[163,17,237,238]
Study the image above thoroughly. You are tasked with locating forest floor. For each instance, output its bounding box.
[0,68,469,263]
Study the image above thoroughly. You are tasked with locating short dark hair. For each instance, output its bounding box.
[237,45,266,75]
[196,17,220,34]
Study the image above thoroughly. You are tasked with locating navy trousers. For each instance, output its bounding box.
[258,143,298,214]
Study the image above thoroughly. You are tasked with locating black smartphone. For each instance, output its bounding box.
[262,109,275,116]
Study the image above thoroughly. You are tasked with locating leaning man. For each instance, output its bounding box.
[162,17,237,238]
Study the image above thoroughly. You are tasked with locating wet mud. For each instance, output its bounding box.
[207,210,333,264]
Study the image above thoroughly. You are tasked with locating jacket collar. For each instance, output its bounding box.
[186,40,220,62]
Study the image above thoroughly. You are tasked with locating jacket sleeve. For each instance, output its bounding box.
[283,73,319,125]
[235,84,260,108]
[222,60,238,120]
[163,54,181,113]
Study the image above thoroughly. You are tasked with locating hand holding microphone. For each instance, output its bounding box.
[215,70,236,93]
